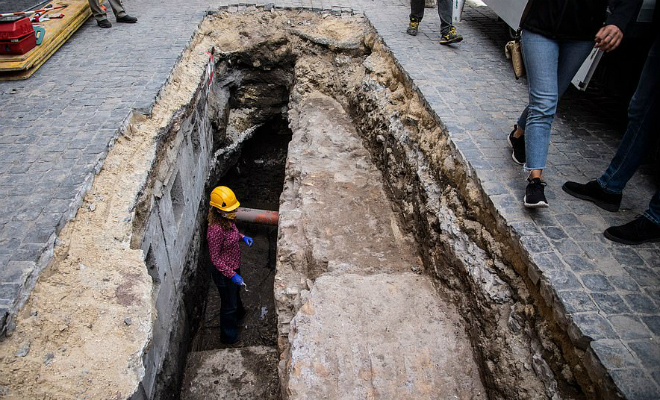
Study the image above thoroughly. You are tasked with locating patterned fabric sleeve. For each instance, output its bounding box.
[207,224,236,278]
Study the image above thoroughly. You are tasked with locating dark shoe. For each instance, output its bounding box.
[117,14,137,23]
[604,215,660,245]
[562,180,621,212]
[97,19,112,28]
[440,26,463,45]
[507,125,525,165]
[407,18,419,36]
[524,178,548,208]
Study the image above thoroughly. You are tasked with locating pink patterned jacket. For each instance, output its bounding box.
[207,222,244,278]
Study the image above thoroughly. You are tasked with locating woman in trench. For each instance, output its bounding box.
[207,186,253,346]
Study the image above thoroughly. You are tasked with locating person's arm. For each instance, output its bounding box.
[596,0,643,52]
[207,225,236,278]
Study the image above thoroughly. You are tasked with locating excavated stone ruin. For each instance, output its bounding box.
[0,8,593,400]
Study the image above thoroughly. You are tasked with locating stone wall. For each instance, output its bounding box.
[130,56,220,400]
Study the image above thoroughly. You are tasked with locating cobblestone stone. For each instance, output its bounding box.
[0,0,657,397]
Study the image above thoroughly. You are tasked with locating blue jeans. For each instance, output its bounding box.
[518,30,594,170]
[410,0,453,34]
[597,35,660,225]
[211,267,245,344]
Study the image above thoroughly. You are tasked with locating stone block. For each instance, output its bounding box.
[568,313,617,349]
[591,339,638,370]
[624,294,659,314]
[628,341,660,369]
[541,226,568,240]
[609,274,641,292]
[0,261,34,284]
[592,293,631,315]
[609,315,652,340]
[641,316,660,336]
[609,369,660,400]
[0,283,21,304]
[557,290,598,314]
[563,254,597,273]
[285,274,485,399]
[625,266,660,288]
[580,274,614,292]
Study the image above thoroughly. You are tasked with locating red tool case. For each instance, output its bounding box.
[0,16,36,55]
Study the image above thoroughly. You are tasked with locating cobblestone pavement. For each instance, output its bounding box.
[0,0,658,398]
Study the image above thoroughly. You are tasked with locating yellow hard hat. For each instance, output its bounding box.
[210,186,240,212]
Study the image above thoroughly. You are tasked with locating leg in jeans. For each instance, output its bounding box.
[211,267,243,344]
[437,0,453,34]
[597,36,660,196]
[518,40,594,131]
[410,0,425,21]
[521,30,593,170]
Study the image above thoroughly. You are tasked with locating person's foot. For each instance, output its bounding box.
[117,14,137,23]
[562,180,621,212]
[507,125,525,165]
[97,19,112,28]
[407,19,419,36]
[524,178,548,208]
[604,215,660,245]
[440,27,463,45]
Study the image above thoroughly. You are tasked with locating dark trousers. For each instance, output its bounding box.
[410,0,453,34]
[597,35,660,225]
[211,267,245,344]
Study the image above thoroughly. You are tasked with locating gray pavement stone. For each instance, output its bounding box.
[569,313,618,348]
[609,315,653,340]
[592,293,632,315]
[609,369,660,400]
[591,340,639,370]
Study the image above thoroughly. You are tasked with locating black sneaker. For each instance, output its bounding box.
[407,18,420,36]
[440,26,463,45]
[562,180,621,212]
[117,14,138,23]
[524,178,548,208]
[97,19,112,28]
[604,215,660,245]
[507,125,525,165]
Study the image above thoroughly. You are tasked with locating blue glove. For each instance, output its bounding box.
[242,236,253,247]
[231,274,244,286]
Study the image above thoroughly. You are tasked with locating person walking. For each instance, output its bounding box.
[88,0,137,28]
[507,0,642,208]
[562,7,660,245]
[406,0,463,45]
[207,186,253,345]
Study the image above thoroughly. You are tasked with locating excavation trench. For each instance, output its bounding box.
[0,8,592,400]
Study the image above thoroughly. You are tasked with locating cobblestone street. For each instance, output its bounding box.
[0,0,658,398]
